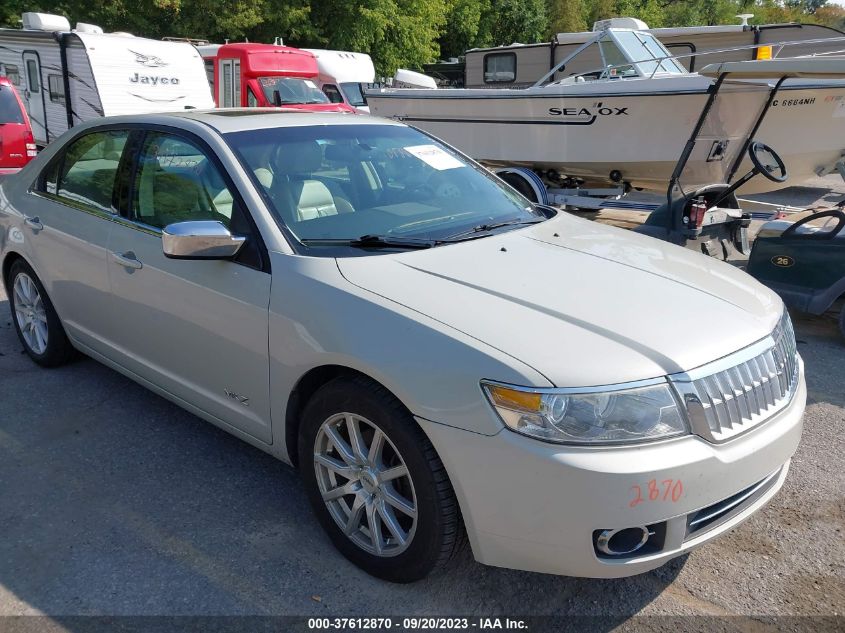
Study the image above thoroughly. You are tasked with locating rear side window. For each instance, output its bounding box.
[484,53,516,83]
[42,130,129,213]
[0,86,24,124]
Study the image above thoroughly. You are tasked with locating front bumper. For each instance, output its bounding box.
[418,369,806,578]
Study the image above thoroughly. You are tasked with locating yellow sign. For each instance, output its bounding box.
[756,45,773,61]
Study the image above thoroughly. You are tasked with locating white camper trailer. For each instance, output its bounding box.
[303,49,375,112]
[0,13,214,146]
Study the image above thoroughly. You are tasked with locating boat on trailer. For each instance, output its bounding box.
[366,28,845,195]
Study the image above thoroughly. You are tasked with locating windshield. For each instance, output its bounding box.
[225,124,541,252]
[603,31,686,77]
[258,77,330,105]
[339,82,367,107]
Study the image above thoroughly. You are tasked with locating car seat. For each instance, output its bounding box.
[268,140,354,224]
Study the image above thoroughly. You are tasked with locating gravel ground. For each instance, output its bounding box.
[0,182,843,628]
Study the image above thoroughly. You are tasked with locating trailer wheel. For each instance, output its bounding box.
[493,168,548,204]
[499,173,538,202]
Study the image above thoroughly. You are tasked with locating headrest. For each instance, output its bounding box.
[276,140,323,175]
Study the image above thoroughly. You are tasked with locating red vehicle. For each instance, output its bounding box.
[0,77,36,173]
[202,43,354,112]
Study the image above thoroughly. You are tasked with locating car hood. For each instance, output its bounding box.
[336,214,782,387]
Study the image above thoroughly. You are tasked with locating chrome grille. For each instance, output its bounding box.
[671,311,800,443]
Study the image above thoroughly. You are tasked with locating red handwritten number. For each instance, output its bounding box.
[629,479,684,507]
[629,485,644,508]
[672,480,684,502]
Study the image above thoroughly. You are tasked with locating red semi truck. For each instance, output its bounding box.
[199,43,354,112]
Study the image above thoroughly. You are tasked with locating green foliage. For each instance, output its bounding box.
[0,0,832,74]
[440,0,490,59]
[478,0,548,46]
[546,0,586,36]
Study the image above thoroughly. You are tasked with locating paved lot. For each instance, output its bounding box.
[0,186,843,623]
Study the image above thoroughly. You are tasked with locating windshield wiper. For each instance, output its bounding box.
[300,235,435,249]
[438,218,546,243]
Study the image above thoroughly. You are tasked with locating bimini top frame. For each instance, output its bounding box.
[663,57,845,234]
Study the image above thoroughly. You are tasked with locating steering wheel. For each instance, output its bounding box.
[781,209,845,240]
[749,142,788,183]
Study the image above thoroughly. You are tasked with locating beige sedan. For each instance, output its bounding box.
[0,110,804,582]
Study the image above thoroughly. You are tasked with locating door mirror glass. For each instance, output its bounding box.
[162,221,245,259]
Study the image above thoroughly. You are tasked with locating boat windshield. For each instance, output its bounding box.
[601,30,686,77]
[258,77,330,105]
[225,124,543,253]
[339,82,367,107]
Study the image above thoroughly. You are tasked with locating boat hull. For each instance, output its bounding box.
[367,77,845,194]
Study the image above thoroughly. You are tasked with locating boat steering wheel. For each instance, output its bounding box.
[749,142,788,183]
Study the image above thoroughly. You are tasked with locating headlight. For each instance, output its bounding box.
[481,380,688,445]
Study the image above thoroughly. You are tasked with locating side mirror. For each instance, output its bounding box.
[162,221,245,260]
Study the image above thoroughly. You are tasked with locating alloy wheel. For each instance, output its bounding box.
[313,413,418,557]
[13,272,48,355]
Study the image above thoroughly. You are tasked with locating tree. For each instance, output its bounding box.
[478,0,548,46]
[309,0,447,75]
[546,0,586,37]
[440,0,490,59]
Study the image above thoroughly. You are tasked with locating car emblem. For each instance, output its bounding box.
[224,389,250,406]
[771,255,795,268]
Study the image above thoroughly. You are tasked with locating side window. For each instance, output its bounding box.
[133,132,238,230]
[220,59,235,107]
[26,59,39,93]
[43,130,129,213]
[132,132,263,269]
[203,59,215,89]
[247,86,258,107]
[4,64,21,86]
[483,53,516,84]
[48,75,65,104]
[322,84,344,104]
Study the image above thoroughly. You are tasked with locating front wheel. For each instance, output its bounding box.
[299,376,464,582]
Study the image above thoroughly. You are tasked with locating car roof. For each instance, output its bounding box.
[97,108,405,134]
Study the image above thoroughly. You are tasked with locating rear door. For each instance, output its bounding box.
[22,51,47,144]
[106,128,273,442]
[16,127,131,354]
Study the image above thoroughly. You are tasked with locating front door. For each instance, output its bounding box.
[106,129,273,443]
[22,51,47,144]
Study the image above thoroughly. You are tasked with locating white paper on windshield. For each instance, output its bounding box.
[403,144,464,170]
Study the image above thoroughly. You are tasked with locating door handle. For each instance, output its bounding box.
[24,216,43,231]
[111,251,143,270]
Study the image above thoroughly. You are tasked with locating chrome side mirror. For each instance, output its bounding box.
[162,221,245,260]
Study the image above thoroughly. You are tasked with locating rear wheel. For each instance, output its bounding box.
[299,376,464,582]
[7,260,73,367]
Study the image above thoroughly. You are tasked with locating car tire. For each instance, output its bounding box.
[7,259,74,367]
[299,375,465,582]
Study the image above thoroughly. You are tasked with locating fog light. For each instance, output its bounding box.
[596,526,650,556]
